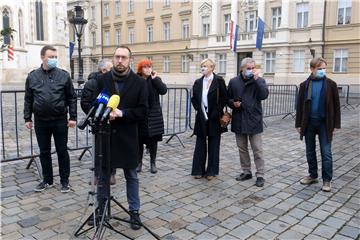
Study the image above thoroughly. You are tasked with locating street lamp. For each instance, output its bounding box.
[69,6,88,86]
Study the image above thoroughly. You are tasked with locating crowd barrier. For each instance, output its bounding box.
[1,84,356,165]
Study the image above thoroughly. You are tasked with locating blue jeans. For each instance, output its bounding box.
[97,168,140,212]
[305,118,333,182]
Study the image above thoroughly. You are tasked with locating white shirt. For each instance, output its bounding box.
[201,73,214,120]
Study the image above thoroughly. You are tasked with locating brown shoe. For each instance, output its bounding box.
[322,181,331,192]
[300,176,318,185]
[193,175,202,179]
[110,174,116,185]
[206,176,215,181]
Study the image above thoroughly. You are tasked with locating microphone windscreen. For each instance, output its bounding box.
[97,93,110,105]
[106,95,120,110]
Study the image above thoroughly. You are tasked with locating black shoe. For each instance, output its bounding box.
[235,173,252,181]
[129,210,142,230]
[136,162,142,173]
[150,162,157,174]
[34,182,53,192]
[60,183,70,193]
[255,177,265,187]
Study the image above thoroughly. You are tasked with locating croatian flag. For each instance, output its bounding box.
[230,20,239,53]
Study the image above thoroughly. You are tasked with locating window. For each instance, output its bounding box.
[181,56,189,72]
[224,14,231,35]
[202,16,210,37]
[115,29,121,45]
[292,50,305,72]
[104,31,110,46]
[146,0,153,9]
[200,54,208,61]
[338,0,351,25]
[18,10,24,46]
[91,6,96,20]
[217,54,227,74]
[128,27,135,43]
[35,1,44,41]
[265,52,276,73]
[182,20,189,39]
[163,22,170,40]
[271,7,281,30]
[163,56,170,72]
[164,0,170,7]
[245,11,257,32]
[333,49,348,73]
[296,3,308,28]
[130,62,135,70]
[147,56,153,61]
[128,0,134,13]
[92,32,96,47]
[104,3,110,17]
[147,24,153,42]
[2,8,10,44]
[115,1,121,16]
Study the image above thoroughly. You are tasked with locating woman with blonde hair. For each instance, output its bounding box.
[191,58,228,180]
[136,59,167,173]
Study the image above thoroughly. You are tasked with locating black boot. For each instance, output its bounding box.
[150,160,157,174]
[136,162,142,172]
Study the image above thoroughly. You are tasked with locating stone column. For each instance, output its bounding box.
[280,0,289,28]
[210,0,219,35]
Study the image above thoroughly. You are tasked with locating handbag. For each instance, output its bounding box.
[217,88,231,128]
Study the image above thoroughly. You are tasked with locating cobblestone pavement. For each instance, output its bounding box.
[1,109,359,240]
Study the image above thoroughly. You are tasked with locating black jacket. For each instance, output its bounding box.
[227,73,268,134]
[80,72,102,114]
[139,76,167,138]
[24,66,77,122]
[295,76,341,142]
[94,70,148,168]
[191,74,228,137]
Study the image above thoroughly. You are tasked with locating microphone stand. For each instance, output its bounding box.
[74,118,160,240]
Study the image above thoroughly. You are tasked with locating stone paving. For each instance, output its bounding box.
[1,109,359,240]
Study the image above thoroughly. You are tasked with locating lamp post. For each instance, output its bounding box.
[69,6,88,86]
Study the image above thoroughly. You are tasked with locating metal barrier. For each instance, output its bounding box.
[337,84,354,110]
[188,84,299,130]
[0,87,191,164]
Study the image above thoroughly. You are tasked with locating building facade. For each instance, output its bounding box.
[1,0,69,86]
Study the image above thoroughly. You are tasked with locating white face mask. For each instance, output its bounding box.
[201,67,209,75]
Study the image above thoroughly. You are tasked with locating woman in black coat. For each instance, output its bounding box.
[136,59,167,173]
[191,58,227,181]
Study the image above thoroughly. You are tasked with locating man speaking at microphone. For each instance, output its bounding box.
[93,45,148,230]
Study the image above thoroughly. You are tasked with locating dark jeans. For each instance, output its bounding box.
[305,117,333,182]
[97,168,140,212]
[34,118,70,185]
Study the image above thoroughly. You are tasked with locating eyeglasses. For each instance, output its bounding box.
[114,55,129,60]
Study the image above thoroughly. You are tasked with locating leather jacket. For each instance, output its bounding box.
[24,66,77,122]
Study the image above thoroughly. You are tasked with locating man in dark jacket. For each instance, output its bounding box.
[296,57,340,192]
[228,57,269,187]
[24,45,77,193]
[80,59,118,185]
[92,46,148,230]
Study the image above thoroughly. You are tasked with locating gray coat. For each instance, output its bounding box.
[227,74,269,134]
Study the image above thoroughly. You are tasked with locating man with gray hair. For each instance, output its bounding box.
[227,57,269,187]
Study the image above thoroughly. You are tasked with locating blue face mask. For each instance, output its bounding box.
[244,70,254,79]
[315,69,326,78]
[47,58,58,69]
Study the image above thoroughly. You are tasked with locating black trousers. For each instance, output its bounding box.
[139,137,158,163]
[191,124,221,177]
[34,118,70,185]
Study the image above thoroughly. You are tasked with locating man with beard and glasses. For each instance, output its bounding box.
[90,46,148,230]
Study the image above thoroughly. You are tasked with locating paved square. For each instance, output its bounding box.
[1,109,359,239]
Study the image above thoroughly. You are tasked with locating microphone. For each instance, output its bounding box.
[77,91,107,130]
[93,93,110,122]
[100,95,120,122]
